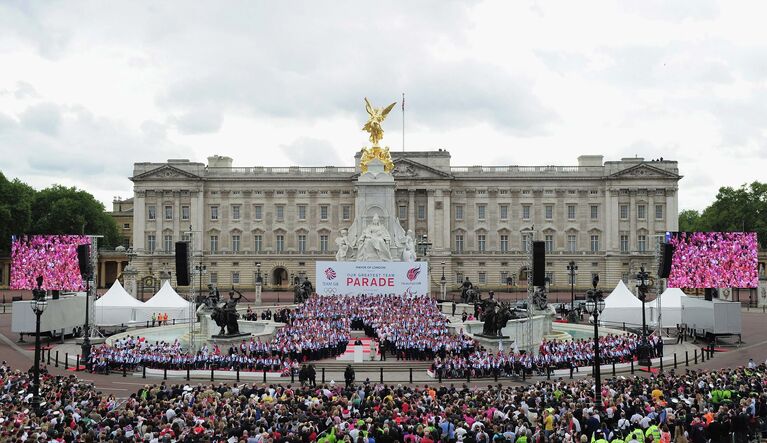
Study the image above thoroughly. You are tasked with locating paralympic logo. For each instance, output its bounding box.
[406,266,421,281]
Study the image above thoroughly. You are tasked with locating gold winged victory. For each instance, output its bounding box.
[360,97,396,174]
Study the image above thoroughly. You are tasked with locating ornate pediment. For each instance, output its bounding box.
[391,158,452,179]
[131,165,201,181]
[609,164,681,180]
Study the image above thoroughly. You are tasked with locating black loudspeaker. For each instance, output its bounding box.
[532,241,546,286]
[658,243,674,278]
[175,242,190,286]
[704,288,719,301]
[77,244,91,278]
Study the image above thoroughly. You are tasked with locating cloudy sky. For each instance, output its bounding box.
[1,1,765,212]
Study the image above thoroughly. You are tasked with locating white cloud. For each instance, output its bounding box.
[0,0,766,212]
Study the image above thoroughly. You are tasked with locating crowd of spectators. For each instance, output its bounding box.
[3,358,767,442]
[89,295,477,376]
[433,335,660,379]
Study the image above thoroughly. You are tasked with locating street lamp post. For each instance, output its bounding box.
[567,261,578,322]
[30,276,48,413]
[584,274,605,409]
[440,261,447,301]
[636,267,652,366]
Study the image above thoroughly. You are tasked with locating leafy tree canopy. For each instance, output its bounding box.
[0,173,120,253]
[678,182,767,249]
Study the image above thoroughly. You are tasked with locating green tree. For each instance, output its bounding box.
[678,209,702,232]
[30,185,120,248]
[681,182,767,248]
[0,172,35,253]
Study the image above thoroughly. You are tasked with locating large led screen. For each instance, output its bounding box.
[666,231,758,289]
[10,235,91,290]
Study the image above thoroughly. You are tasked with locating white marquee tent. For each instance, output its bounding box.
[646,287,687,329]
[94,280,144,325]
[139,281,193,322]
[599,280,642,328]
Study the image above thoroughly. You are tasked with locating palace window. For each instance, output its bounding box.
[522,205,531,220]
[232,235,240,252]
[294,234,304,252]
[567,205,576,220]
[620,234,629,253]
[418,205,426,220]
[254,205,263,220]
[455,234,464,253]
[210,206,219,221]
[590,235,600,252]
[477,204,486,221]
[620,204,629,220]
[545,234,554,252]
[638,235,647,252]
[320,234,329,253]
[637,204,646,220]
[342,205,351,221]
[254,235,262,252]
[275,235,285,252]
[398,205,407,220]
[477,234,486,252]
[500,234,509,253]
[478,272,486,284]
[147,205,156,220]
[567,234,577,252]
[320,205,329,221]
[545,205,553,220]
[522,233,531,252]
[232,272,240,284]
[231,205,241,220]
[164,234,173,253]
[499,204,508,220]
[455,205,464,221]
[181,205,190,220]
[298,205,307,221]
[275,205,284,222]
[590,205,599,220]
[655,204,664,220]
[164,205,173,220]
[210,235,218,252]
[147,234,156,252]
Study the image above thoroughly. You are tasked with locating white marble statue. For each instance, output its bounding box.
[335,228,352,261]
[401,229,417,262]
[355,214,393,261]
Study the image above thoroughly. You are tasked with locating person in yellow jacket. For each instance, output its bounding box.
[628,428,644,442]
[610,438,625,443]
[645,423,661,442]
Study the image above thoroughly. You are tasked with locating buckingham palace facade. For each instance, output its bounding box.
[129,151,681,293]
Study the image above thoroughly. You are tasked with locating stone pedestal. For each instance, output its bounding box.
[159,270,171,287]
[759,278,767,308]
[344,158,408,261]
[255,283,262,305]
[123,266,139,298]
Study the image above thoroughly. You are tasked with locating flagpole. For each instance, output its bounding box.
[402,92,405,152]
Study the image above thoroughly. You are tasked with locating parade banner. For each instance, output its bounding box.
[315,261,429,296]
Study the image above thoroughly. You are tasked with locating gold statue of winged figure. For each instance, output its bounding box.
[360,97,397,174]
[362,97,396,147]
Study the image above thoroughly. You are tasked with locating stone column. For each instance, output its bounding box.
[666,189,678,231]
[629,190,637,251]
[408,190,416,232]
[133,192,146,250]
[100,261,107,288]
[427,190,436,243]
[442,190,451,254]
[123,266,139,298]
[758,278,767,308]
